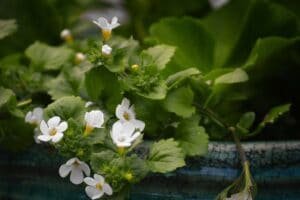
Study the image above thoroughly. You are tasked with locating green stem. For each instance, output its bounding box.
[195,103,248,165]
[17,99,32,107]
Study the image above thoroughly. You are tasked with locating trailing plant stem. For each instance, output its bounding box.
[196,104,248,165]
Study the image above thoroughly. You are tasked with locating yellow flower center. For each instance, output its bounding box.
[102,29,111,41]
[96,183,103,190]
[123,112,131,121]
[49,128,57,136]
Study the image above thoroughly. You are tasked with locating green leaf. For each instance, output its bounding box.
[137,81,168,100]
[243,37,300,70]
[214,68,249,85]
[147,138,185,173]
[166,68,201,89]
[163,86,195,118]
[142,44,176,70]
[237,112,255,130]
[149,17,214,74]
[0,19,17,39]
[250,104,291,136]
[175,116,209,156]
[201,0,299,68]
[85,67,122,111]
[91,150,118,172]
[236,112,256,135]
[44,96,85,124]
[0,87,16,111]
[25,41,73,70]
[47,74,76,100]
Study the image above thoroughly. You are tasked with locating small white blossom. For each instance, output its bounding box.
[33,127,41,144]
[101,44,112,56]
[75,52,86,63]
[209,0,230,10]
[93,16,120,41]
[60,29,72,41]
[85,101,94,108]
[84,174,113,199]
[38,116,68,143]
[111,121,141,147]
[25,107,43,125]
[226,190,252,200]
[93,16,120,31]
[116,98,145,131]
[85,110,105,131]
[59,157,91,185]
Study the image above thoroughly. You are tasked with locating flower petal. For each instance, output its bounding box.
[51,132,64,143]
[133,119,145,131]
[48,116,61,128]
[80,162,91,176]
[94,17,108,29]
[93,174,104,185]
[40,120,49,134]
[25,111,32,123]
[33,107,43,122]
[59,164,72,178]
[70,166,84,185]
[66,157,77,166]
[84,177,97,186]
[85,186,104,200]
[129,131,141,143]
[56,121,68,132]
[111,16,118,25]
[103,183,113,195]
[121,98,130,109]
[37,134,51,142]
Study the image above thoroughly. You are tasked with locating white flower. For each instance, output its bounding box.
[101,44,112,56]
[85,101,94,108]
[84,174,113,199]
[60,29,73,42]
[93,16,120,41]
[111,121,141,147]
[84,110,105,134]
[226,190,252,200]
[59,157,91,185]
[116,98,145,131]
[33,127,41,144]
[38,116,68,143]
[75,52,86,63]
[93,16,120,31]
[25,107,43,125]
[209,0,230,10]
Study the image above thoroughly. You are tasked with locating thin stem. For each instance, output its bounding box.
[17,99,32,107]
[195,103,248,165]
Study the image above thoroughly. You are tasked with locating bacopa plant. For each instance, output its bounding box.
[1,0,298,199]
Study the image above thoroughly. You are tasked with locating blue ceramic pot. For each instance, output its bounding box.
[0,141,300,200]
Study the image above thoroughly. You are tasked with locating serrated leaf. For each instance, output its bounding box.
[163,86,195,118]
[91,150,118,172]
[85,67,122,112]
[166,68,201,89]
[142,44,176,70]
[250,104,291,136]
[150,17,214,74]
[147,138,185,173]
[0,19,17,39]
[44,96,85,124]
[262,104,291,125]
[215,68,248,85]
[25,41,73,70]
[175,116,209,156]
[137,81,168,100]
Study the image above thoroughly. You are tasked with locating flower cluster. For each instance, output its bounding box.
[25,95,144,199]
[93,16,120,57]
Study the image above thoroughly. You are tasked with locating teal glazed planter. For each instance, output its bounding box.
[1,141,300,200]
